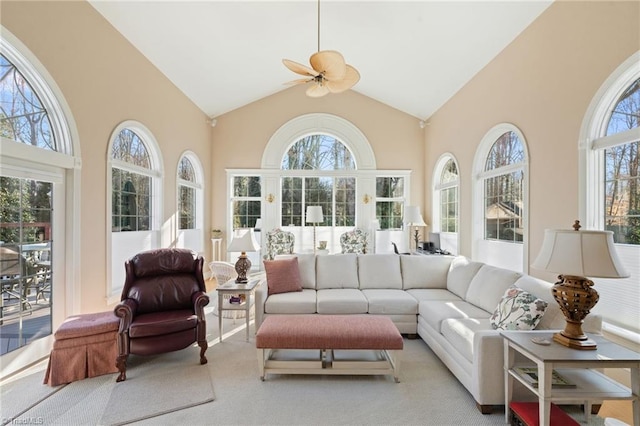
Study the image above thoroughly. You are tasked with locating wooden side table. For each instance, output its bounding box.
[217,278,261,342]
[502,331,640,426]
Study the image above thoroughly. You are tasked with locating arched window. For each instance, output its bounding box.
[432,154,459,254]
[473,124,529,272]
[1,31,79,372]
[177,152,204,252]
[581,51,639,336]
[108,121,163,300]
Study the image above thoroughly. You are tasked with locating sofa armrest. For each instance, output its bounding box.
[471,330,505,403]
[255,278,268,329]
[114,298,138,333]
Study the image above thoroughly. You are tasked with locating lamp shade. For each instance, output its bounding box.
[254,218,262,231]
[531,229,629,278]
[404,206,427,226]
[306,206,324,224]
[228,228,259,253]
[370,219,381,230]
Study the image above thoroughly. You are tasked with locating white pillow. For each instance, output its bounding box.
[490,286,548,330]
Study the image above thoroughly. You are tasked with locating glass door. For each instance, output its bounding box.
[0,176,53,354]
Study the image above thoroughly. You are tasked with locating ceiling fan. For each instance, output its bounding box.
[282,0,360,98]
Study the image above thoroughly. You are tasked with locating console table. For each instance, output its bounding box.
[502,331,640,426]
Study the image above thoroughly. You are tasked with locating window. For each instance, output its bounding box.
[279,135,357,252]
[473,124,528,272]
[108,121,162,301]
[582,52,640,336]
[0,33,77,368]
[232,176,261,228]
[376,177,404,230]
[0,54,55,150]
[433,154,459,255]
[178,156,196,230]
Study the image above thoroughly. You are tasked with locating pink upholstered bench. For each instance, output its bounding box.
[256,315,403,382]
[44,312,119,386]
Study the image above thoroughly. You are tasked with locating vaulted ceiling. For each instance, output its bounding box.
[89,1,553,119]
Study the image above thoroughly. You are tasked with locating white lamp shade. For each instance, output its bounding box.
[306,206,324,223]
[404,206,427,226]
[370,219,381,230]
[254,218,262,231]
[227,228,260,253]
[531,229,629,278]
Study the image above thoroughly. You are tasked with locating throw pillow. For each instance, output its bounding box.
[490,286,548,330]
[264,257,303,296]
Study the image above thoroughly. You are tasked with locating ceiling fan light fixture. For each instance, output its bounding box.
[282,0,359,97]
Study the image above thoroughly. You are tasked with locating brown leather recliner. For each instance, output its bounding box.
[114,248,209,382]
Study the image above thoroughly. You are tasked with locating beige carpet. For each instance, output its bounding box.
[0,301,609,425]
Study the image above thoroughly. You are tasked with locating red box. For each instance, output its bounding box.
[509,401,580,426]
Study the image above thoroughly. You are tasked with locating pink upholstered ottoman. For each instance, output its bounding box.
[44,312,119,386]
[256,315,403,382]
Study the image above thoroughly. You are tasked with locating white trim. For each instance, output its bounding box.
[106,121,164,301]
[176,152,205,253]
[262,113,376,170]
[432,153,460,254]
[579,50,640,229]
[472,123,529,272]
[0,29,81,379]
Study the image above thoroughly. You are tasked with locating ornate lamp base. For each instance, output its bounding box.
[551,274,599,350]
[234,252,251,283]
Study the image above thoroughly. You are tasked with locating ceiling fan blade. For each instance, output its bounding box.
[310,50,346,81]
[283,59,319,77]
[284,78,313,86]
[326,65,360,93]
[305,82,330,98]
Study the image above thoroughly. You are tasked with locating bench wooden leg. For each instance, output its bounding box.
[476,403,493,414]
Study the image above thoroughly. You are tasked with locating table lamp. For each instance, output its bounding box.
[531,220,629,350]
[228,228,260,283]
[404,206,427,252]
[306,206,324,254]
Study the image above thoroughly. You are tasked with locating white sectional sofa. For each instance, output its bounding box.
[254,253,602,413]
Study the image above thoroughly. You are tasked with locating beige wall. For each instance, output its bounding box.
[1,1,211,313]
[424,0,639,275]
[211,83,424,233]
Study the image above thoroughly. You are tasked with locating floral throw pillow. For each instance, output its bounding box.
[490,286,548,330]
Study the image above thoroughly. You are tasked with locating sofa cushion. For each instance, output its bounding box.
[419,300,491,334]
[401,255,452,289]
[316,289,368,314]
[446,257,484,299]
[316,254,359,289]
[361,289,418,315]
[264,257,303,296]
[465,264,522,313]
[490,286,548,330]
[440,317,494,363]
[275,253,316,289]
[406,289,462,303]
[358,254,402,289]
[264,289,317,314]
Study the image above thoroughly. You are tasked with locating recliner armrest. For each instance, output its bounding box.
[114,298,138,332]
[192,291,210,320]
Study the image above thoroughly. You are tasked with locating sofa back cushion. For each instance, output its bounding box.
[465,264,522,312]
[275,253,316,289]
[316,254,359,289]
[358,254,402,289]
[446,256,484,299]
[401,255,453,289]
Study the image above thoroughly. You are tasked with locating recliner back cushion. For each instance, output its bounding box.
[128,275,198,314]
[358,254,402,289]
[465,264,522,313]
[131,248,196,278]
[316,254,359,289]
[401,255,453,289]
[446,256,484,299]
